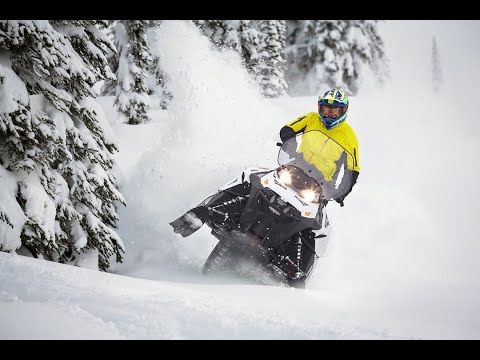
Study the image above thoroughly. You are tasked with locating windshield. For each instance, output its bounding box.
[278,130,355,200]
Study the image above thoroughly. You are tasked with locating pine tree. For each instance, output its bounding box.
[0,58,59,257]
[284,20,388,96]
[363,20,390,89]
[150,56,173,109]
[432,35,443,92]
[195,20,267,89]
[340,20,389,94]
[0,20,125,271]
[145,20,173,110]
[312,20,350,93]
[238,20,262,78]
[193,20,240,52]
[103,21,172,109]
[283,20,316,95]
[257,20,288,98]
[114,20,152,125]
[101,21,118,96]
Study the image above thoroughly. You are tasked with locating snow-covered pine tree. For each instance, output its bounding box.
[285,20,346,94]
[195,20,267,89]
[113,20,152,124]
[257,20,288,98]
[339,20,389,94]
[104,21,171,109]
[145,21,173,110]
[101,21,118,96]
[284,20,318,91]
[0,57,55,257]
[285,20,388,96]
[310,20,350,93]
[0,20,125,271]
[432,35,442,92]
[238,20,262,78]
[193,20,240,52]
[223,20,241,51]
[362,20,390,89]
[149,55,173,109]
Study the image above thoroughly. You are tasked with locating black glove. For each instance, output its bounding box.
[280,126,296,143]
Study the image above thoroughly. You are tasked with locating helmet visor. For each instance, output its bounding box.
[319,104,343,119]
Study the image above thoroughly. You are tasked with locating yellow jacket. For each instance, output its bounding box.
[283,112,360,173]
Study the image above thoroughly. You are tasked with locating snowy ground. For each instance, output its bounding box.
[0,252,405,340]
[2,20,480,339]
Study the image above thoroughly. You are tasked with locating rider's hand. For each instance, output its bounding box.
[335,197,344,207]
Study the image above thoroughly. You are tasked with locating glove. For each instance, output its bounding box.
[280,126,296,143]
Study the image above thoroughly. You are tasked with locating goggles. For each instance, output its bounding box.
[318,104,344,119]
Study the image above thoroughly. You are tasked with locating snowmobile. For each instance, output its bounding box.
[169,130,356,288]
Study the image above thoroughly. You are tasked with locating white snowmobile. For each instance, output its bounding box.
[169,130,356,288]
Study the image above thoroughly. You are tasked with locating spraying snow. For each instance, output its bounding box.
[108,21,288,281]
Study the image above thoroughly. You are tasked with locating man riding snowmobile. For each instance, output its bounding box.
[170,89,360,288]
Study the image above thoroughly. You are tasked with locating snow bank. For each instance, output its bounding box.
[0,252,403,339]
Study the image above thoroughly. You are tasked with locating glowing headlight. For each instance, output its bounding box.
[301,190,317,203]
[278,169,292,185]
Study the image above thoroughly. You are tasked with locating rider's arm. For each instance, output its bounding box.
[334,170,359,206]
[334,129,360,206]
[280,113,310,142]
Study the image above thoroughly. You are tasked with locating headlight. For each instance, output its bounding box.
[278,168,292,185]
[276,166,322,204]
[300,189,318,203]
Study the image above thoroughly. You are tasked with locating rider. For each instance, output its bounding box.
[278,89,360,282]
[279,88,360,207]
